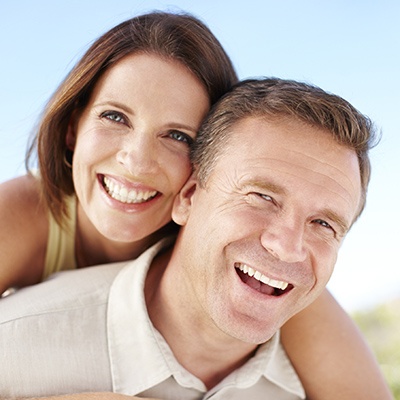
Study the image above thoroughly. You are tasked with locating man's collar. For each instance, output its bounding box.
[107,238,304,398]
[107,238,176,394]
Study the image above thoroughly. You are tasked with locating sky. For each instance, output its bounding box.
[0,0,399,311]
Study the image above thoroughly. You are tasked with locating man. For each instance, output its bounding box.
[0,78,376,399]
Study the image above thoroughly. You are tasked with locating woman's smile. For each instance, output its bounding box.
[68,52,209,243]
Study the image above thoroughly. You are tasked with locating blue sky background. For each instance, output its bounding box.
[1,0,399,311]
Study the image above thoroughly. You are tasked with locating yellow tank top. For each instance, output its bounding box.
[42,195,77,280]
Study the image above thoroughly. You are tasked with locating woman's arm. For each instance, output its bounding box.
[0,394,158,400]
[281,289,393,399]
[0,175,48,296]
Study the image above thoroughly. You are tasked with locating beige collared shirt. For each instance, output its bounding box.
[0,240,305,399]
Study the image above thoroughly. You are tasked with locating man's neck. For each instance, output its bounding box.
[145,246,258,390]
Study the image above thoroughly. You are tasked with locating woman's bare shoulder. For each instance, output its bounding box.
[0,174,49,292]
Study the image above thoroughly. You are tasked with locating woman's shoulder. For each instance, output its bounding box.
[0,173,45,214]
[0,174,50,291]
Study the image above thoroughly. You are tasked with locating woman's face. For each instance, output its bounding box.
[67,53,210,243]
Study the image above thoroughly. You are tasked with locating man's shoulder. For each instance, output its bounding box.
[0,263,123,396]
[0,262,127,324]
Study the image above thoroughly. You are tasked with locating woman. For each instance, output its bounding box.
[0,11,392,399]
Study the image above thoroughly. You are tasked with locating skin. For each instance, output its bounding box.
[147,116,362,389]
[0,53,209,292]
[0,395,157,400]
[67,53,210,265]
[0,58,392,398]
[281,289,394,400]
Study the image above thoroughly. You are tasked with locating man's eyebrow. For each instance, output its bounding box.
[244,179,287,196]
[245,179,350,235]
[320,208,350,236]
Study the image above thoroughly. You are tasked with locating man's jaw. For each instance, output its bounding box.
[235,263,293,296]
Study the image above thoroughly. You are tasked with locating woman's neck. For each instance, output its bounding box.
[74,204,177,267]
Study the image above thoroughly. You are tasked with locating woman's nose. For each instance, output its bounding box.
[116,131,159,176]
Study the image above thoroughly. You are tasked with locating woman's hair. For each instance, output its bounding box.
[26,11,238,224]
[192,78,379,222]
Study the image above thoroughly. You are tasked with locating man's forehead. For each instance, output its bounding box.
[210,116,362,225]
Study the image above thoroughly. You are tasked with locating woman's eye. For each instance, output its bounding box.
[169,130,194,146]
[100,111,127,125]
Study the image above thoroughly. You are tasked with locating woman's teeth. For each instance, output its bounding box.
[103,177,157,204]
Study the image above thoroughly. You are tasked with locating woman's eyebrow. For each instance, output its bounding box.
[167,122,198,133]
[95,101,197,132]
[95,101,134,115]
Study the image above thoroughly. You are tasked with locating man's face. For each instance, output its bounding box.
[172,116,362,344]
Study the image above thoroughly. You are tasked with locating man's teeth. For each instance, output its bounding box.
[103,177,157,204]
[238,264,289,290]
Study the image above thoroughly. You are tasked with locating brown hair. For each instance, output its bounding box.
[192,78,379,221]
[26,11,238,224]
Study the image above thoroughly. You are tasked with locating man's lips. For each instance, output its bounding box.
[235,262,293,296]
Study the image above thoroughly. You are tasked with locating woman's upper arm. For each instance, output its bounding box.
[2,394,159,400]
[280,289,393,400]
[0,174,48,295]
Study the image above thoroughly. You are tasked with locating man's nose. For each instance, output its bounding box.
[260,217,307,263]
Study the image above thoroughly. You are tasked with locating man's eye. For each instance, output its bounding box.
[257,193,273,202]
[100,111,127,124]
[313,219,334,232]
[169,130,194,146]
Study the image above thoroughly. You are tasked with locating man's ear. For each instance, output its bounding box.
[65,110,79,150]
[172,173,198,226]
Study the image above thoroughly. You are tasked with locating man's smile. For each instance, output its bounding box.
[235,262,293,296]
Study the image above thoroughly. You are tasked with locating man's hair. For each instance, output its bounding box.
[191,78,379,221]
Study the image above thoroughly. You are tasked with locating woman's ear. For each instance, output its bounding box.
[172,173,198,226]
[65,110,79,150]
